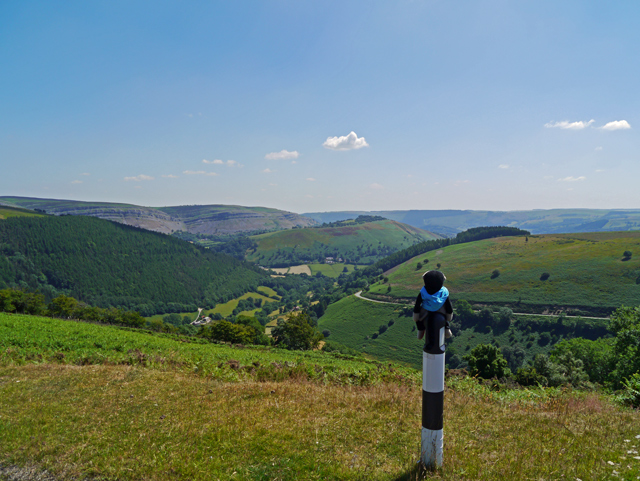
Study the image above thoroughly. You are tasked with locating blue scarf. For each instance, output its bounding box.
[420,286,449,312]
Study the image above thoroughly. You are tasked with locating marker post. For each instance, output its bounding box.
[421,311,446,468]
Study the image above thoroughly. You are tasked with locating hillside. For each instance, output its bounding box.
[0,205,44,219]
[318,295,608,372]
[2,312,639,480]
[0,215,267,314]
[304,208,640,236]
[246,217,441,267]
[0,196,316,236]
[368,231,640,314]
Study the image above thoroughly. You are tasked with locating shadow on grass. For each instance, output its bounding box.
[392,463,438,481]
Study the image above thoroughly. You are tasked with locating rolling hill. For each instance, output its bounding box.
[0,215,268,314]
[0,196,316,236]
[245,216,442,267]
[367,231,640,314]
[304,208,640,236]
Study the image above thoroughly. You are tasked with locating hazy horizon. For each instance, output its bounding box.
[2,2,639,213]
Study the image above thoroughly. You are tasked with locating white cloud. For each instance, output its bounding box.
[595,146,603,151]
[595,169,605,173]
[80,172,90,176]
[182,170,218,176]
[323,131,369,151]
[124,174,154,181]
[162,174,178,179]
[544,119,595,130]
[269,183,278,186]
[600,120,631,131]
[558,176,586,182]
[71,180,83,184]
[370,183,383,189]
[227,160,238,167]
[263,168,273,173]
[202,159,224,164]
[265,150,300,160]
[306,177,316,182]
[498,164,509,169]
[291,160,298,164]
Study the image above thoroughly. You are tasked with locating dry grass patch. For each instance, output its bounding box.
[1,365,639,480]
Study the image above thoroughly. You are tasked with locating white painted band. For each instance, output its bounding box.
[421,427,443,467]
[422,351,445,393]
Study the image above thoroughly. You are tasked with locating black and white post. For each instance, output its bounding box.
[421,311,446,468]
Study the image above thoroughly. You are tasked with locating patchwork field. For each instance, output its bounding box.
[369,232,640,312]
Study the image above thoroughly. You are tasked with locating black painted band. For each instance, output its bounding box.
[422,389,444,430]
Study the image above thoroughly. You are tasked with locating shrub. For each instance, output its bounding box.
[416,262,423,270]
[490,269,500,279]
[322,329,331,338]
[617,373,640,408]
[540,272,550,281]
[388,319,394,327]
[463,344,510,379]
[378,325,387,334]
[270,311,323,350]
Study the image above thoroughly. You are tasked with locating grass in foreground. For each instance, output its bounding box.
[1,365,639,481]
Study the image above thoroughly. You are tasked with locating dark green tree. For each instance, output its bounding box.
[463,344,510,379]
[271,311,323,350]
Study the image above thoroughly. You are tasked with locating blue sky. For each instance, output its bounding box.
[1,1,638,213]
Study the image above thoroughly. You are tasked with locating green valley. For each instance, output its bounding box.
[246,216,441,267]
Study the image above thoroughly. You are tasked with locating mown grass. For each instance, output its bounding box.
[370,232,640,310]
[308,263,359,278]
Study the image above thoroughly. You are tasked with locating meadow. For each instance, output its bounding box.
[2,313,639,480]
[145,289,281,323]
[369,232,640,313]
[270,263,359,278]
[0,205,44,219]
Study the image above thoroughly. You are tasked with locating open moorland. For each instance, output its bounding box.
[305,208,640,236]
[2,312,639,481]
[0,196,315,236]
[368,231,640,314]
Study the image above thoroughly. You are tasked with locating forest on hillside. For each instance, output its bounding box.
[0,216,268,315]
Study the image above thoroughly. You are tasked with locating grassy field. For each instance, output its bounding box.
[318,296,606,370]
[319,296,425,368]
[0,205,43,219]
[369,232,640,311]
[146,290,280,323]
[2,313,639,480]
[270,263,360,278]
[247,219,439,267]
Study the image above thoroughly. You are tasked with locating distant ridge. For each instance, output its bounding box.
[303,208,640,236]
[0,196,316,236]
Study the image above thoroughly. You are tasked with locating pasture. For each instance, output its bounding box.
[369,232,640,312]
